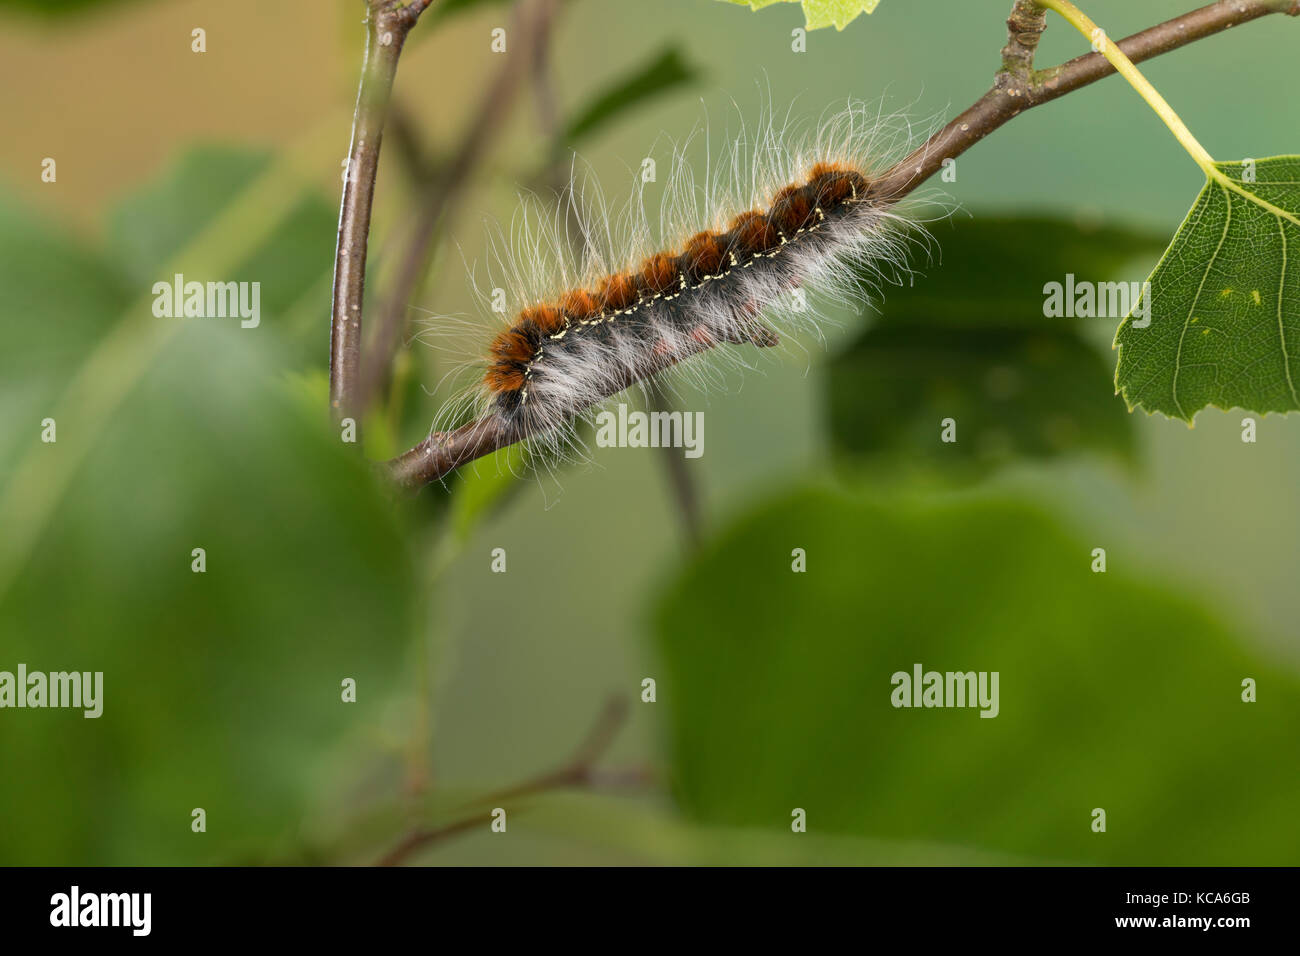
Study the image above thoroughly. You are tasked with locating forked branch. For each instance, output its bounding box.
[373,0,1295,489]
[375,696,649,865]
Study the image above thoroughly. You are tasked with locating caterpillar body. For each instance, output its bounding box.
[436,102,930,462]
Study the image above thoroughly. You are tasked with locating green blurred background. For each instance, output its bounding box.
[1,0,1297,865]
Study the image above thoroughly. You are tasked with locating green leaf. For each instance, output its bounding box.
[716,0,881,31]
[1115,156,1300,422]
[880,217,1165,330]
[830,325,1135,472]
[108,149,269,284]
[561,48,699,151]
[828,217,1161,473]
[108,146,335,306]
[654,484,1300,864]
[0,153,419,863]
[106,145,336,369]
[0,195,133,465]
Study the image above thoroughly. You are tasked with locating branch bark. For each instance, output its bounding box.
[386,0,1296,489]
[1001,0,1049,75]
[330,0,434,423]
[869,0,1291,202]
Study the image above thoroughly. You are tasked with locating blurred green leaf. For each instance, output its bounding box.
[830,325,1135,471]
[107,146,336,367]
[654,483,1300,864]
[108,148,268,284]
[828,217,1163,474]
[879,216,1164,329]
[561,48,699,151]
[0,196,133,465]
[1115,156,1300,422]
[0,160,418,864]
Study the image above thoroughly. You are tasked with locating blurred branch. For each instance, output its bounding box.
[375,695,651,866]
[385,0,1296,488]
[554,47,698,162]
[358,0,562,416]
[648,382,704,549]
[384,98,439,186]
[330,0,435,423]
[528,0,561,151]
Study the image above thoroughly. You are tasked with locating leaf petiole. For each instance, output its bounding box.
[1035,1,1219,173]
[1035,0,1300,226]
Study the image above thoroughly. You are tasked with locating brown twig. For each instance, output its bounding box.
[648,382,704,549]
[870,0,1292,202]
[330,0,435,423]
[375,695,646,866]
[383,0,1296,488]
[1001,0,1049,75]
[358,0,563,416]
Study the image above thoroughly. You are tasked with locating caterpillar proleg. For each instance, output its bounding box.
[431,100,935,465]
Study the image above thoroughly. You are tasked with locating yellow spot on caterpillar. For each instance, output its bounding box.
[1252,290,1262,305]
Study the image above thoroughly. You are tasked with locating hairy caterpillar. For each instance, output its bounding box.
[431,101,933,464]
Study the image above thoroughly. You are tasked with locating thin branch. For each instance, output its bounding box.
[528,0,562,155]
[385,0,1296,488]
[871,0,1292,201]
[1001,0,1049,75]
[358,0,562,416]
[375,695,647,866]
[648,382,704,549]
[330,0,435,423]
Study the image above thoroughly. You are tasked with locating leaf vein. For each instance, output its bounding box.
[1278,219,1298,407]
[1171,184,1232,420]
